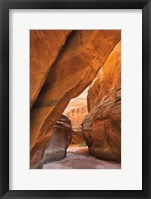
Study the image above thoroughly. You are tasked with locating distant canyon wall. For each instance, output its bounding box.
[64,98,88,144]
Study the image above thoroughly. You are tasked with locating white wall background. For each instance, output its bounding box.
[9,9,142,190]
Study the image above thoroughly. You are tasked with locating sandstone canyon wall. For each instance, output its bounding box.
[30,30,71,107]
[30,30,121,167]
[83,42,121,162]
[64,98,88,144]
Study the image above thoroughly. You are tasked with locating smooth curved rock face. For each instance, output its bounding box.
[30,30,121,159]
[83,42,121,162]
[64,98,88,144]
[30,30,71,107]
[31,114,72,169]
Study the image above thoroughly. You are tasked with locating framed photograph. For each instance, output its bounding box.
[0,0,150,198]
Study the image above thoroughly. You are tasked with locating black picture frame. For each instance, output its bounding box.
[0,0,151,198]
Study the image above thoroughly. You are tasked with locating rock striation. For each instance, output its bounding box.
[30,30,121,159]
[82,42,121,162]
[64,98,88,143]
[31,114,72,168]
[30,30,71,107]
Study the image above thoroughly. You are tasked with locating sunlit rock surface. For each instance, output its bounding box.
[30,30,71,107]
[83,42,121,162]
[64,97,88,144]
[30,30,121,159]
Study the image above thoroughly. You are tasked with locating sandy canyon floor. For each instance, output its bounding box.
[43,144,121,169]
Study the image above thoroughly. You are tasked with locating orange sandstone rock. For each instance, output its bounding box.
[30,30,71,107]
[30,30,121,161]
[31,114,72,169]
[82,42,121,162]
[64,98,88,144]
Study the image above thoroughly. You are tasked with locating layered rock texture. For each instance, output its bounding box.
[30,30,121,163]
[64,97,88,144]
[83,42,121,162]
[31,114,72,169]
[30,30,71,107]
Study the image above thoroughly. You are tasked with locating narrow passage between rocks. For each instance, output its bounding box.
[43,144,120,169]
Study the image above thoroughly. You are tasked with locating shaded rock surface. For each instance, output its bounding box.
[83,42,121,162]
[30,30,71,107]
[30,30,121,158]
[43,145,121,169]
[30,114,72,168]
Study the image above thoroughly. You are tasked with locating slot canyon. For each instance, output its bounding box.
[30,30,121,169]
